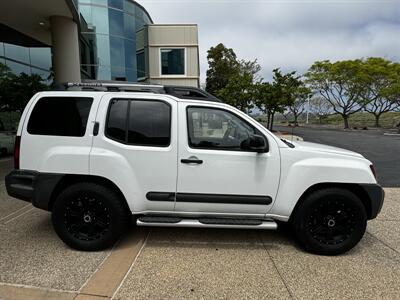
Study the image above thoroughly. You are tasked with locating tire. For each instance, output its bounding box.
[290,188,367,255]
[52,182,129,251]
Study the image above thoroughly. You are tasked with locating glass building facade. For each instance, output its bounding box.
[78,0,153,81]
[0,0,152,83]
[0,42,52,82]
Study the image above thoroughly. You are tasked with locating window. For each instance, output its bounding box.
[108,0,123,10]
[137,51,145,78]
[27,97,93,136]
[106,99,129,142]
[106,99,171,147]
[108,8,124,37]
[187,107,262,151]
[5,60,30,75]
[128,101,170,146]
[29,47,52,70]
[160,48,185,75]
[4,44,29,64]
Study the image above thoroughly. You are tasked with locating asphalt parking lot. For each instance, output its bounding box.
[276,126,400,187]
[0,156,400,300]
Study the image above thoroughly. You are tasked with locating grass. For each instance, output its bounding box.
[311,111,400,128]
[267,111,400,129]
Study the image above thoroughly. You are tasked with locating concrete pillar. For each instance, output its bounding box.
[50,16,81,83]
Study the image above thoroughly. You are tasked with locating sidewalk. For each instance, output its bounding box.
[1,162,399,300]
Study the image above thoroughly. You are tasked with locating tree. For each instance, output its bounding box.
[8,73,48,112]
[216,72,256,113]
[305,60,366,129]
[207,44,262,112]
[255,82,277,130]
[0,63,13,111]
[0,63,48,113]
[288,85,312,126]
[0,63,12,81]
[238,59,262,83]
[256,69,299,130]
[382,76,400,132]
[309,96,332,124]
[205,43,240,96]
[359,58,400,127]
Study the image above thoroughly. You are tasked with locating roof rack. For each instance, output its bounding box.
[164,85,221,102]
[63,82,165,93]
[54,81,221,102]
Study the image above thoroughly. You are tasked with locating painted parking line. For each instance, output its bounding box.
[0,228,149,300]
[74,294,109,300]
[0,205,33,224]
[79,228,149,298]
[0,283,76,300]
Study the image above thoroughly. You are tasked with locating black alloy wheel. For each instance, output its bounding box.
[291,188,367,255]
[306,199,357,246]
[64,195,111,241]
[52,182,129,251]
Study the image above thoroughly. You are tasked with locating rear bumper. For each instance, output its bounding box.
[5,170,63,211]
[360,183,384,220]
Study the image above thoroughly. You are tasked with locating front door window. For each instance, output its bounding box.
[187,106,261,151]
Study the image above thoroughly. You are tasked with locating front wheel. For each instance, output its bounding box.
[52,182,129,251]
[291,188,367,255]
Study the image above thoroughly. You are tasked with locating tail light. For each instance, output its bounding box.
[370,164,376,179]
[14,136,21,169]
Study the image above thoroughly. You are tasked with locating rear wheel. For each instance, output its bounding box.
[291,188,367,255]
[52,182,129,251]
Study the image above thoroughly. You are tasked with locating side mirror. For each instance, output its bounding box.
[241,134,268,153]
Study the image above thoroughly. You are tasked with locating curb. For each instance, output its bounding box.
[275,134,303,141]
[383,133,400,136]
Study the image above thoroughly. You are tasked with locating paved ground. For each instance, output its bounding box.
[0,158,399,300]
[276,126,400,187]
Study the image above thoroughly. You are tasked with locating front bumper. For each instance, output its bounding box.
[5,170,63,211]
[360,183,385,220]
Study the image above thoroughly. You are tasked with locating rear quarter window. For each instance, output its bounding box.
[27,97,93,137]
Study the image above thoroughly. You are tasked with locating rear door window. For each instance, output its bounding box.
[27,97,93,137]
[106,99,129,142]
[127,100,170,146]
[105,99,171,147]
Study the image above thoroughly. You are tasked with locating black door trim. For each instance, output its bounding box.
[176,193,272,205]
[146,192,272,205]
[146,192,175,202]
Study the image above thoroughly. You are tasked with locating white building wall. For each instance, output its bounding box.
[137,24,200,87]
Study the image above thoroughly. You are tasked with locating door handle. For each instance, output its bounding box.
[181,158,203,164]
[93,122,99,136]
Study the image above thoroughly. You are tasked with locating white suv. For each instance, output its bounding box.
[5,82,384,255]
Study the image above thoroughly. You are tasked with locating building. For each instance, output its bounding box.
[0,0,199,87]
[137,24,200,87]
[0,0,81,83]
[78,0,152,82]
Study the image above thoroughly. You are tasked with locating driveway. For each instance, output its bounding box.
[276,126,400,187]
[0,158,399,300]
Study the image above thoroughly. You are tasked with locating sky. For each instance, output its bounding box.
[137,0,400,82]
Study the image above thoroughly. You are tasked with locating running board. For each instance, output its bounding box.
[136,216,278,230]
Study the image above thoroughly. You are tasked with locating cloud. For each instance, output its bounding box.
[137,0,400,81]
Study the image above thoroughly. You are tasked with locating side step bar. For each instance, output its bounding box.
[137,216,278,230]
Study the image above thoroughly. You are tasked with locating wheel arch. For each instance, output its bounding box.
[48,174,130,213]
[289,182,373,221]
